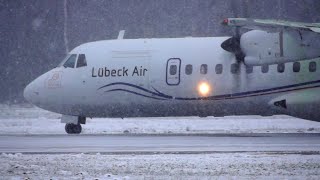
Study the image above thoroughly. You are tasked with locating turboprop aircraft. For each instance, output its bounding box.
[24,18,320,134]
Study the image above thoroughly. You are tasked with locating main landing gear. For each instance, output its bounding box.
[61,115,86,134]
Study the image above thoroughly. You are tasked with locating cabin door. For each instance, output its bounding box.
[166,58,181,86]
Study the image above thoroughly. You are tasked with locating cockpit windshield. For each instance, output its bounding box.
[62,54,77,68]
[58,54,87,68]
[76,54,87,68]
[58,54,71,67]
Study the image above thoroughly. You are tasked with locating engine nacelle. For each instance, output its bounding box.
[241,30,320,66]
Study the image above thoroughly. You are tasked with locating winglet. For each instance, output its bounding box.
[117,30,125,40]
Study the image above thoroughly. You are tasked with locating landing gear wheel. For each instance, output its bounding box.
[65,123,82,134]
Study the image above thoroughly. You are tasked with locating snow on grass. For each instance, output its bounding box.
[1,105,320,179]
[1,104,320,134]
[0,153,320,179]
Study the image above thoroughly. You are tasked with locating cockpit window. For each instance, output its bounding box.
[58,54,71,67]
[63,54,77,68]
[76,54,87,68]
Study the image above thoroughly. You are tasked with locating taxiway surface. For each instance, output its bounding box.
[1,134,320,154]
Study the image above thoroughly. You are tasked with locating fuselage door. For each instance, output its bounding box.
[166,58,181,85]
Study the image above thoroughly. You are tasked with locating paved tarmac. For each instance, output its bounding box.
[0,134,320,154]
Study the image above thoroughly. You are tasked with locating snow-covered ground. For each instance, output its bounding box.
[0,104,320,134]
[1,104,320,179]
[1,153,320,179]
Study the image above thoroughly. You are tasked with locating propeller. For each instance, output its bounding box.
[221,0,246,63]
[221,35,244,63]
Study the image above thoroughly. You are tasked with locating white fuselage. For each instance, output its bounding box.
[24,37,320,120]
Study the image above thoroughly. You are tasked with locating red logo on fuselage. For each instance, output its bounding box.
[46,71,62,89]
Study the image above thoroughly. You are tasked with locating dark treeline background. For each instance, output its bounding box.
[1,0,319,103]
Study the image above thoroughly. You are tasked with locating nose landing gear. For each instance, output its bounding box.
[61,115,86,134]
[65,123,82,134]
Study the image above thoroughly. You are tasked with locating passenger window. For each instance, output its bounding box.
[200,64,208,74]
[185,64,193,75]
[76,54,87,68]
[277,63,285,73]
[293,62,300,72]
[309,61,317,72]
[170,65,177,75]
[261,65,269,73]
[63,54,77,68]
[215,64,223,74]
[246,65,253,74]
[231,63,240,74]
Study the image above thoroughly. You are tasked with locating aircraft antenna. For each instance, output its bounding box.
[117,30,125,40]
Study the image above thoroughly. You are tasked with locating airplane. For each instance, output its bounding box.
[24,18,320,134]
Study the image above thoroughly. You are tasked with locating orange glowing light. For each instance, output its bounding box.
[198,82,211,96]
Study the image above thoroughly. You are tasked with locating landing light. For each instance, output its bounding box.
[198,82,211,96]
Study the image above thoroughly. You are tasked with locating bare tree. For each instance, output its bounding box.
[64,0,69,54]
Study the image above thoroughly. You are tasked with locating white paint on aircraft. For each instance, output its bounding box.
[24,18,320,134]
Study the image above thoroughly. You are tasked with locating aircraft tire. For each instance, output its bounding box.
[65,123,82,134]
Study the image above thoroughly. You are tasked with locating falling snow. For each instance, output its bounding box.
[1,0,320,103]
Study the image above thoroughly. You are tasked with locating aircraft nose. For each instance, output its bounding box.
[23,81,39,104]
[24,83,33,103]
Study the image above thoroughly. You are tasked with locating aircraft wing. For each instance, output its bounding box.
[222,18,320,33]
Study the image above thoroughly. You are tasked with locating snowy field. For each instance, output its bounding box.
[0,104,320,134]
[1,153,320,179]
[1,104,320,179]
